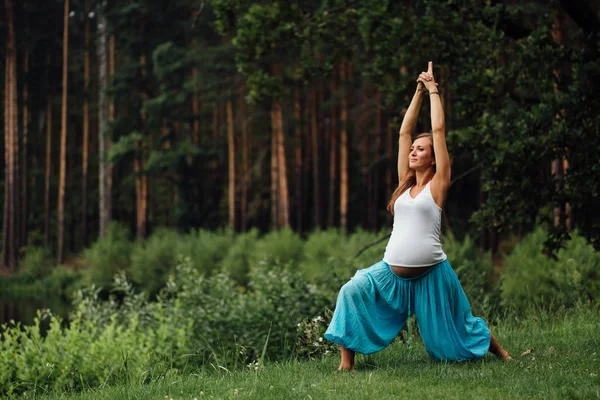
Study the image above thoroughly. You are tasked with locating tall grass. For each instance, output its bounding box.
[3,226,600,397]
[26,305,600,400]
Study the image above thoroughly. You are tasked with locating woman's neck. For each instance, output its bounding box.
[414,169,434,187]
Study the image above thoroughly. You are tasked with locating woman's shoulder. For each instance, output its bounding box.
[428,175,447,209]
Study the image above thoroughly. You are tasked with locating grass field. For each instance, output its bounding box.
[14,307,599,400]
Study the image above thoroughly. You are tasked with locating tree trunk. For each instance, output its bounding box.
[328,67,338,227]
[362,87,372,228]
[294,87,303,231]
[216,99,224,141]
[317,76,326,228]
[136,55,149,240]
[551,158,565,227]
[12,27,20,266]
[551,11,571,231]
[21,52,29,250]
[2,0,18,270]
[3,63,10,270]
[309,90,322,228]
[275,99,289,228]
[340,60,350,233]
[372,90,382,230]
[212,103,218,140]
[97,5,108,236]
[270,102,279,230]
[44,53,53,246]
[192,68,200,145]
[107,35,115,223]
[239,86,249,232]
[227,97,235,230]
[82,0,90,246]
[386,119,394,217]
[57,0,69,264]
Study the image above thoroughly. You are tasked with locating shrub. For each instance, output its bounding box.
[344,228,389,268]
[41,265,81,298]
[500,227,600,312]
[442,231,495,317]
[180,228,233,275]
[129,228,234,296]
[220,228,260,285]
[83,222,133,289]
[301,228,388,279]
[298,229,347,284]
[1,253,341,396]
[555,233,600,303]
[248,228,304,268]
[295,309,338,360]
[129,228,182,297]
[19,246,55,279]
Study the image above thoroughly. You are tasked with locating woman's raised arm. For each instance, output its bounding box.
[418,62,450,207]
[397,82,426,183]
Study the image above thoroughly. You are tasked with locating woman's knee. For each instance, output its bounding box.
[340,275,370,300]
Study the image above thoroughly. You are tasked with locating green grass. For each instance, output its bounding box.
[15,307,600,400]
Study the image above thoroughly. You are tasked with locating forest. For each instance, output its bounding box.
[1,1,600,398]
[1,0,599,272]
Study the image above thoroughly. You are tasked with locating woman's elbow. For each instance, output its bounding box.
[432,126,445,136]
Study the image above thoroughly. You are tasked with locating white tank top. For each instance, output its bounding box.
[382,181,447,267]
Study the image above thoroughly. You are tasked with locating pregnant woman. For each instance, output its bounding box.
[324,62,512,371]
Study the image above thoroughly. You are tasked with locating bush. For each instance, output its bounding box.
[248,228,304,268]
[442,231,495,317]
[83,222,133,289]
[0,256,335,396]
[19,246,55,279]
[296,228,386,295]
[298,229,347,284]
[500,227,600,312]
[129,228,182,296]
[344,228,390,268]
[41,265,81,298]
[181,228,233,275]
[220,228,260,285]
[129,228,233,296]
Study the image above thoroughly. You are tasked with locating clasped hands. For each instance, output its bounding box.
[416,61,439,95]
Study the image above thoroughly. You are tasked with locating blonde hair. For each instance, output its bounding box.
[386,133,435,215]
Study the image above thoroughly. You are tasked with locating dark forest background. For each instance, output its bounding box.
[1,0,600,272]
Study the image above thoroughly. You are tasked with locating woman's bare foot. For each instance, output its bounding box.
[489,332,512,360]
[498,349,513,361]
[338,345,355,371]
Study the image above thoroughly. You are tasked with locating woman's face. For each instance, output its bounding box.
[409,136,435,171]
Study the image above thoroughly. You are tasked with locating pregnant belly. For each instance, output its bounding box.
[389,265,433,278]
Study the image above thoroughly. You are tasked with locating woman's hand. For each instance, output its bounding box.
[416,80,427,95]
[417,61,438,93]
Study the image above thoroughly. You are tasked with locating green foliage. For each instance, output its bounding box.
[298,229,348,284]
[83,222,134,290]
[42,266,81,297]
[298,228,387,291]
[128,228,183,297]
[128,228,233,296]
[247,228,304,268]
[179,228,234,275]
[25,306,600,400]
[3,226,599,396]
[442,232,495,317]
[220,228,260,285]
[500,228,600,312]
[0,256,332,396]
[295,309,337,360]
[344,228,389,268]
[19,246,55,279]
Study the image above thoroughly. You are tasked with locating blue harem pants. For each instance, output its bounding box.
[324,259,491,361]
